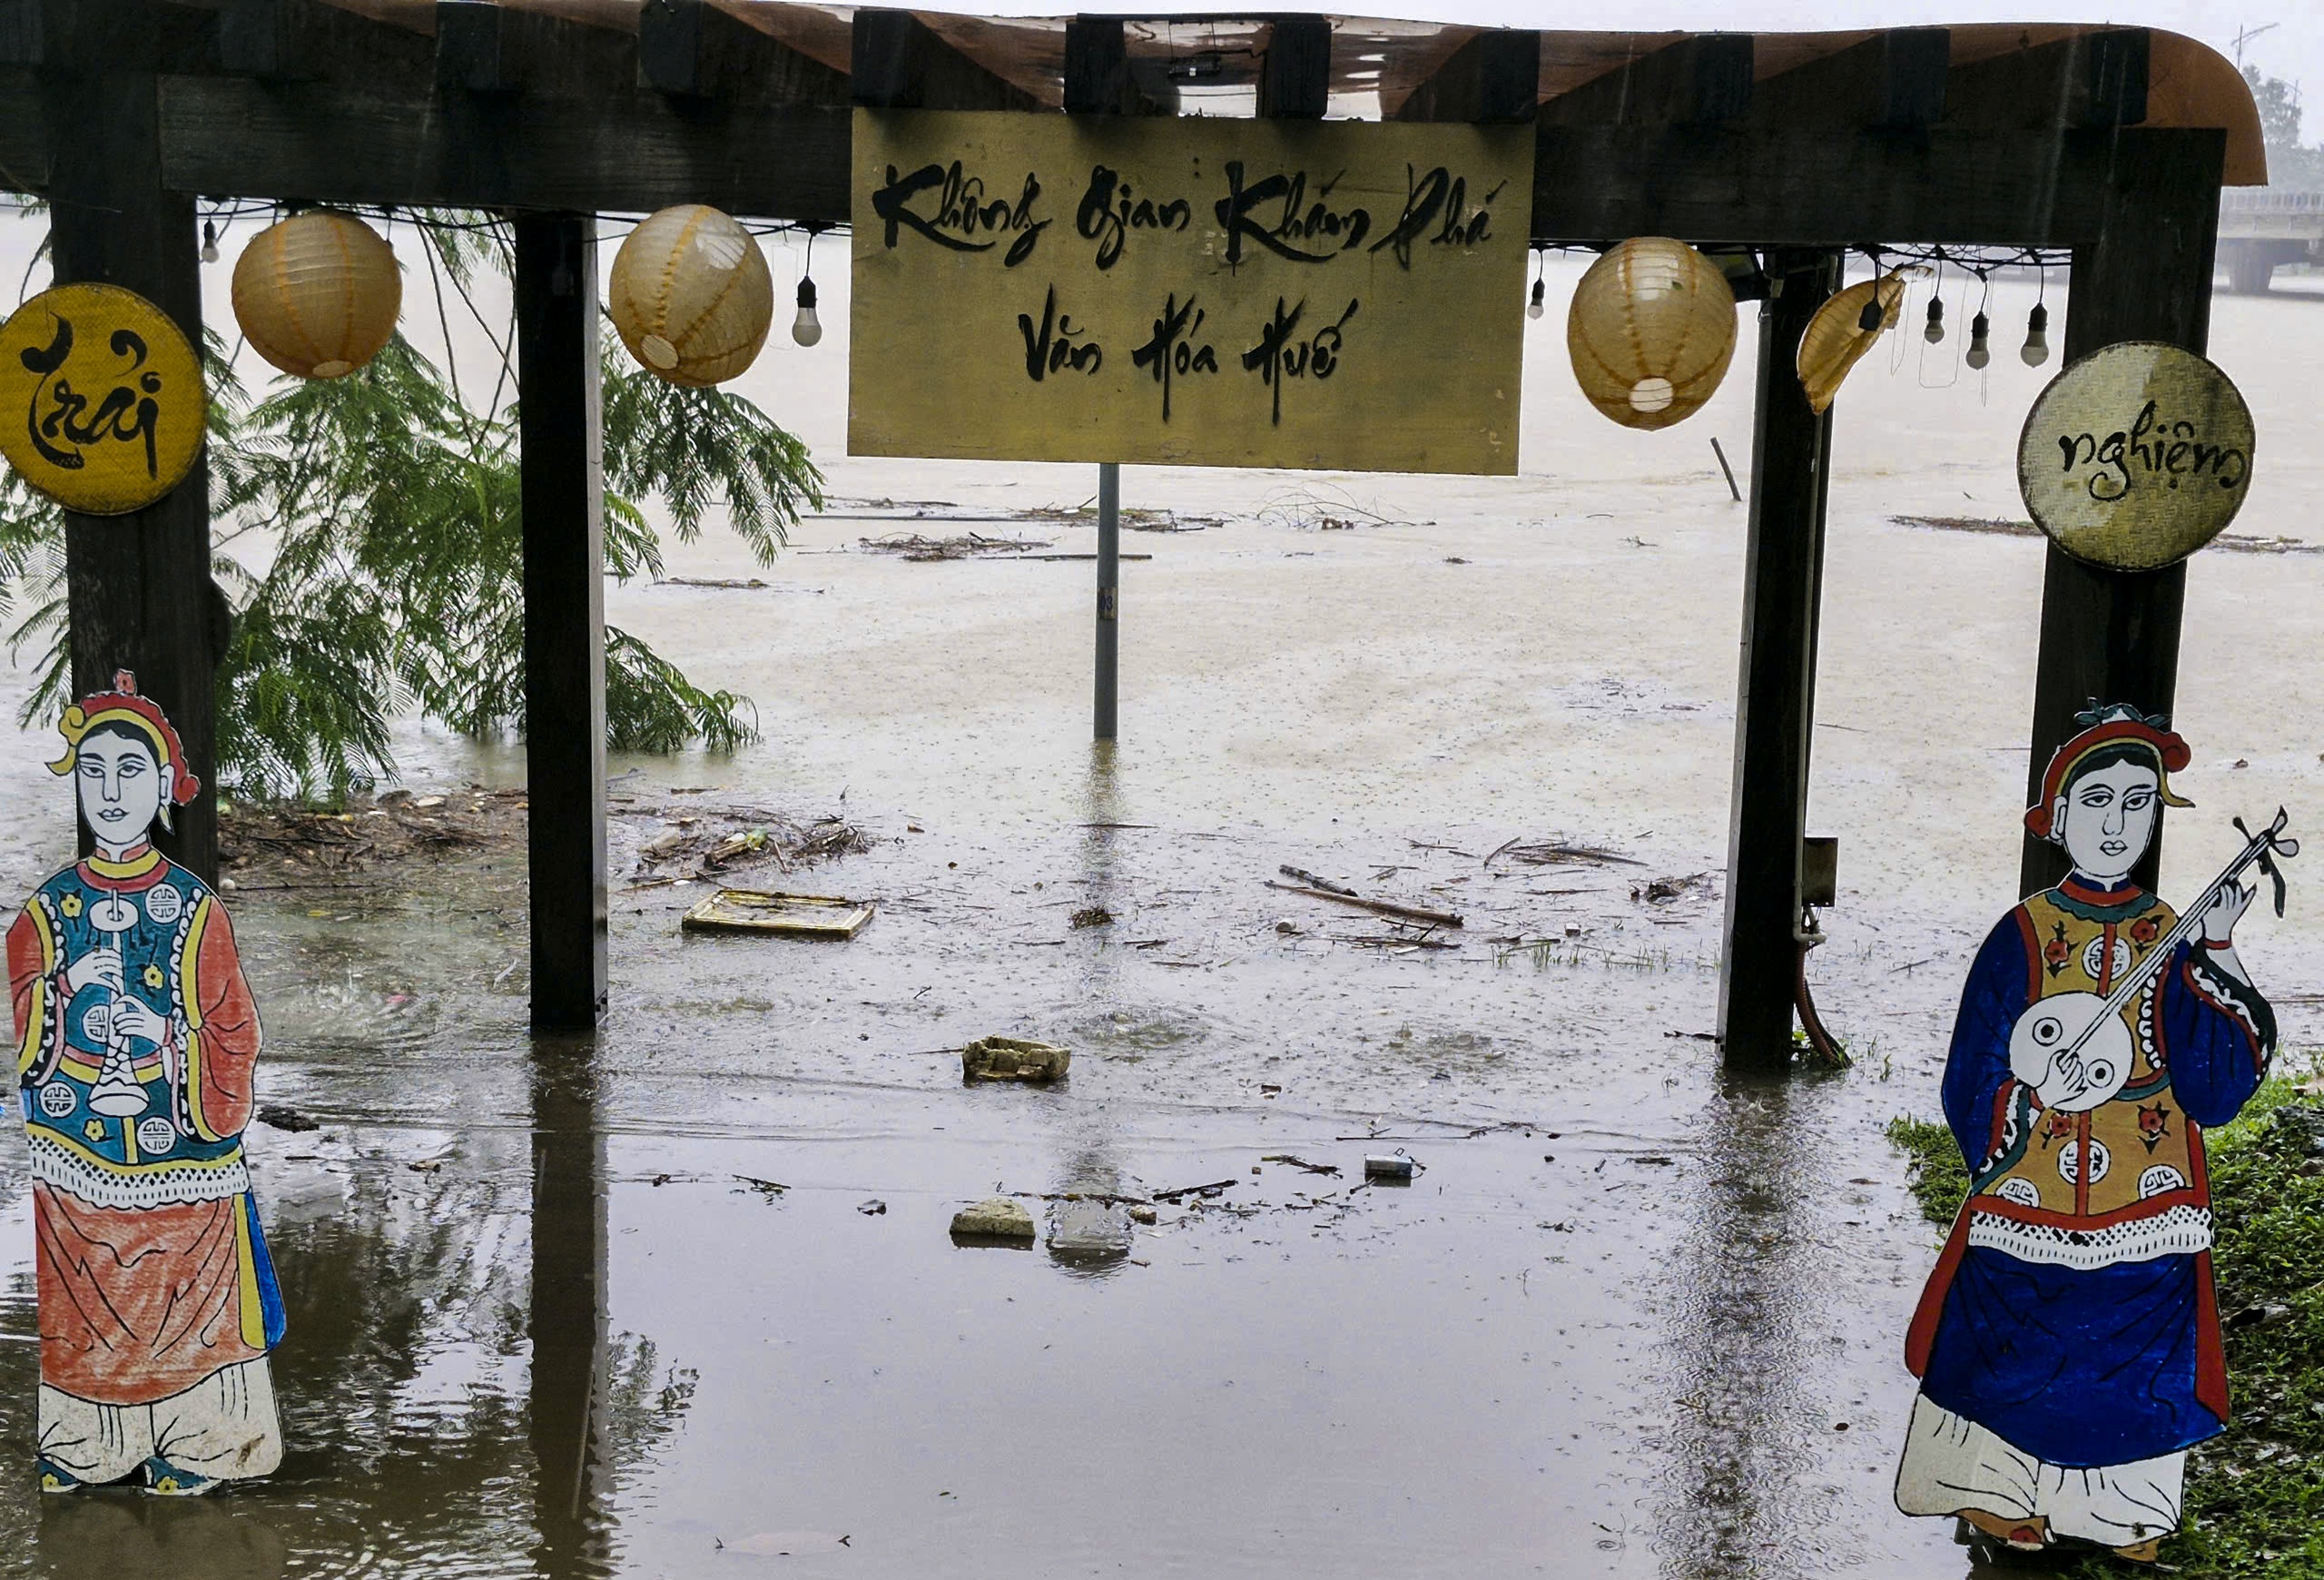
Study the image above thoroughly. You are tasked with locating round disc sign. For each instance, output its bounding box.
[0,282,205,516]
[2016,341,2254,572]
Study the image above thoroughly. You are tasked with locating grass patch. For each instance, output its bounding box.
[1885,1113,1968,1224]
[1887,1078,2324,1575]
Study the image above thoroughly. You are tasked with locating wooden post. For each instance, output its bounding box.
[43,65,220,881]
[513,214,608,1032]
[1094,463,1119,740]
[1718,249,1840,1069]
[2018,131,2225,897]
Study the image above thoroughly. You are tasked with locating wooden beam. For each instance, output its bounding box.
[1538,35,1752,127]
[639,0,848,106]
[435,0,517,94]
[1719,250,1840,1069]
[514,212,608,1032]
[1947,27,2148,131]
[218,0,431,87]
[2018,127,2225,899]
[44,65,218,880]
[15,76,2181,242]
[1391,27,1539,123]
[437,0,635,100]
[1750,28,1950,131]
[158,76,854,222]
[1529,124,2211,248]
[1256,15,1329,119]
[852,8,1042,112]
[0,0,215,72]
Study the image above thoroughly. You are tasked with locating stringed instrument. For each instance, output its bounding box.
[2009,808,2296,1112]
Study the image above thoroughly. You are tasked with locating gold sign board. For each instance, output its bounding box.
[850,111,1532,474]
[0,282,205,516]
[2016,341,2254,571]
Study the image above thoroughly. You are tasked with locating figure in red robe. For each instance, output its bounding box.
[10,672,284,1495]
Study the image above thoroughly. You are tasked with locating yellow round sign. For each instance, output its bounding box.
[2016,341,2254,572]
[0,282,206,516]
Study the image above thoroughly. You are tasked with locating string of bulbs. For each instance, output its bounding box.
[1522,241,2069,371]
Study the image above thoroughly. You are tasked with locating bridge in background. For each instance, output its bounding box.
[2221,190,2324,291]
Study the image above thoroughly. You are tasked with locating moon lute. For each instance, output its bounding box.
[2009,809,2296,1112]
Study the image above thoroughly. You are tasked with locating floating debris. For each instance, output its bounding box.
[681,889,875,939]
[961,1036,1070,1082]
[1068,905,1115,929]
[856,531,1054,560]
[950,1198,1037,1239]
[1484,834,1643,868]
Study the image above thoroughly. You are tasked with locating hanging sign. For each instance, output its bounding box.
[0,282,205,516]
[2016,341,2253,571]
[850,110,1531,474]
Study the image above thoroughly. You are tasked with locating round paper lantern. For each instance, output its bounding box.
[1567,238,1738,430]
[1797,272,1907,415]
[608,205,773,387]
[231,211,402,380]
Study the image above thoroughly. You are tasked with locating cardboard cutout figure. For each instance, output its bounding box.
[9,673,284,1495]
[1896,705,2286,1563]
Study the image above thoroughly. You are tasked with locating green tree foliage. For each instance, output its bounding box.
[2244,64,2324,191]
[1,210,822,800]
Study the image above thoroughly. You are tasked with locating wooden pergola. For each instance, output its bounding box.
[0,2,2265,1064]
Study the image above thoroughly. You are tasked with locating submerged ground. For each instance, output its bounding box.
[0,256,2319,1578]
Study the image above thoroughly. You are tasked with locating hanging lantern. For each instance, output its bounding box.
[1566,238,1738,430]
[231,210,402,380]
[608,204,773,387]
[1796,272,1908,414]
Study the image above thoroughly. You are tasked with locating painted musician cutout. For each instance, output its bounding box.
[1896,705,2287,1564]
[9,673,284,1495]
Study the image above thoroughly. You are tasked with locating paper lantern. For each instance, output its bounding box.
[1567,238,1738,430]
[1797,272,1907,414]
[231,211,401,380]
[608,205,773,387]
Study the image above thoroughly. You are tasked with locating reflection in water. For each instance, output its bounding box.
[529,1037,611,1577]
[0,985,687,1575]
[36,1496,289,1578]
[1653,1074,1842,1578]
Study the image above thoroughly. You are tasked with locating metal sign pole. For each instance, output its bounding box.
[1095,462,1119,740]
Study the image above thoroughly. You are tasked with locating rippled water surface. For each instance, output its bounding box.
[2,262,2322,1578]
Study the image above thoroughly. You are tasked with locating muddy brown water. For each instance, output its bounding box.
[5,257,2324,1576]
[3,745,2035,1579]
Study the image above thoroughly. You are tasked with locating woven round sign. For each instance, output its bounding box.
[2016,341,2253,572]
[0,282,205,516]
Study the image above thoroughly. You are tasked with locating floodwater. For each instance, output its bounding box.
[0,247,2320,1577]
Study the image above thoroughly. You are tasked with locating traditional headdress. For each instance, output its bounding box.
[2024,701,2191,840]
[46,669,201,805]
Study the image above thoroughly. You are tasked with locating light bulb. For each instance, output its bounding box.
[1856,297,1885,333]
[1923,296,1945,344]
[1526,277,1544,321]
[1965,311,1991,370]
[2019,301,2050,367]
[792,277,822,348]
[200,221,218,265]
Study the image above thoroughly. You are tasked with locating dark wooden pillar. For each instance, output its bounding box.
[1718,250,1840,1069]
[2017,129,2230,901]
[43,67,219,881]
[2018,131,2226,898]
[513,214,608,1031]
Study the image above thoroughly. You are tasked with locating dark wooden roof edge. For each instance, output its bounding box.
[102,4,2265,185]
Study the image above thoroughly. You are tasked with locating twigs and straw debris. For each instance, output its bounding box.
[1484,835,1643,869]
